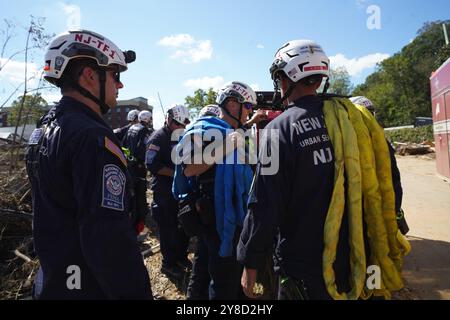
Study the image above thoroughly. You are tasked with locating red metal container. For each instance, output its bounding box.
[430,57,450,180]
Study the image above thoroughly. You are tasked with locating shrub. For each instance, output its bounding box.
[384,125,433,144]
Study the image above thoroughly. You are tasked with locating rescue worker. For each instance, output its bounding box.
[123,110,154,234]
[146,104,191,279]
[350,96,408,234]
[237,40,352,300]
[183,103,220,300]
[178,81,257,299]
[26,30,152,299]
[198,104,222,118]
[113,109,140,144]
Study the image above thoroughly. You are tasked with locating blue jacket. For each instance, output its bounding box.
[173,117,253,257]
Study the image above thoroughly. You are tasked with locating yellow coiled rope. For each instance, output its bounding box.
[322,98,409,300]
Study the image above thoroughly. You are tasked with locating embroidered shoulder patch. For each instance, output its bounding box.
[104,136,127,167]
[28,128,44,145]
[101,164,126,211]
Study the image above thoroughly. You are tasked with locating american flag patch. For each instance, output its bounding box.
[288,68,298,77]
[105,137,127,167]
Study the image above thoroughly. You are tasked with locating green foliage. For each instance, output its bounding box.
[329,67,353,95]
[184,88,217,118]
[8,93,48,126]
[385,125,434,144]
[435,44,450,69]
[352,20,450,127]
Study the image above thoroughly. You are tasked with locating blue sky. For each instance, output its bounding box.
[1,0,449,127]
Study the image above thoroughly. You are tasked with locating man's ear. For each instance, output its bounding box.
[80,66,97,85]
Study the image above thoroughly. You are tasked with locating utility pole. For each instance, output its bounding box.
[443,23,449,45]
[157,92,165,115]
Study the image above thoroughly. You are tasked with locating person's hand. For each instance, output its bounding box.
[230,131,245,148]
[241,267,259,298]
[224,131,245,156]
[246,110,268,127]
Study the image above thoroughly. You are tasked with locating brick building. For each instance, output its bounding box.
[103,97,153,129]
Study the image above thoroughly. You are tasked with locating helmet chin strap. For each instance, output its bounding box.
[272,80,296,107]
[322,77,330,94]
[73,69,110,114]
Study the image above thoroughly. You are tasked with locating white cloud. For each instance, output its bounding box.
[250,83,261,91]
[158,34,195,47]
[183,76,225,91]
[329,53,390,76]
[41,92,62,104]
[59,3,81,30]
[158,34,213,63]
[256,44,264,49]
[0,58,39,85]
[356,0,367,9]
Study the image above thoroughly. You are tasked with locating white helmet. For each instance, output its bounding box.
[199,104,222,117]
[43,29,135,85]
[216,81,257,106]
[138,110,152,124]
[167,104,190,125]
[270,39,330,83]
[350,96,375,113]
[127,109,140,122]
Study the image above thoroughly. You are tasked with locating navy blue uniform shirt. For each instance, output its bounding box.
[237,95,350,287]
[27,96,152,299]
[123,123,153,163]
[145,126,177,204]
[113,123,132,145]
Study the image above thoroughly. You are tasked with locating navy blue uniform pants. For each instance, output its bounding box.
[186,236,210,300]
[202,228,244,300]
[151,200,189,268]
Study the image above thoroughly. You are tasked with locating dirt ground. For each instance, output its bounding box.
[396,155,450,300]
[2,154,449,300]
[144,154,450,301]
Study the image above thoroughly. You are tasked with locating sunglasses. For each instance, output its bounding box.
[110,70,121,83]
[172,119,188,127]
[241,102,254,110]
[104,67,121,83]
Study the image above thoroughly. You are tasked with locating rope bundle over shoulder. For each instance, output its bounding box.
[322,97,409,300]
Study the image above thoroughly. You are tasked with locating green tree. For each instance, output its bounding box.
[329,67,353,95]
[8,93,48,126]
[184,88,217,118]
[352,20,450,127]
[435,43,450,69]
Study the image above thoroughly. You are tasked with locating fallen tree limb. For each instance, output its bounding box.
[0,208,33,219]
[14,249,32,263]
[141,244,160,257]
[19,188,31,205]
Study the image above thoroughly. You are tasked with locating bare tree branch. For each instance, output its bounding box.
[20,72,45,141]
[0,46,40,73]
[9,25,32,170]
[0,74,37,110]
[0,19,15,60]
